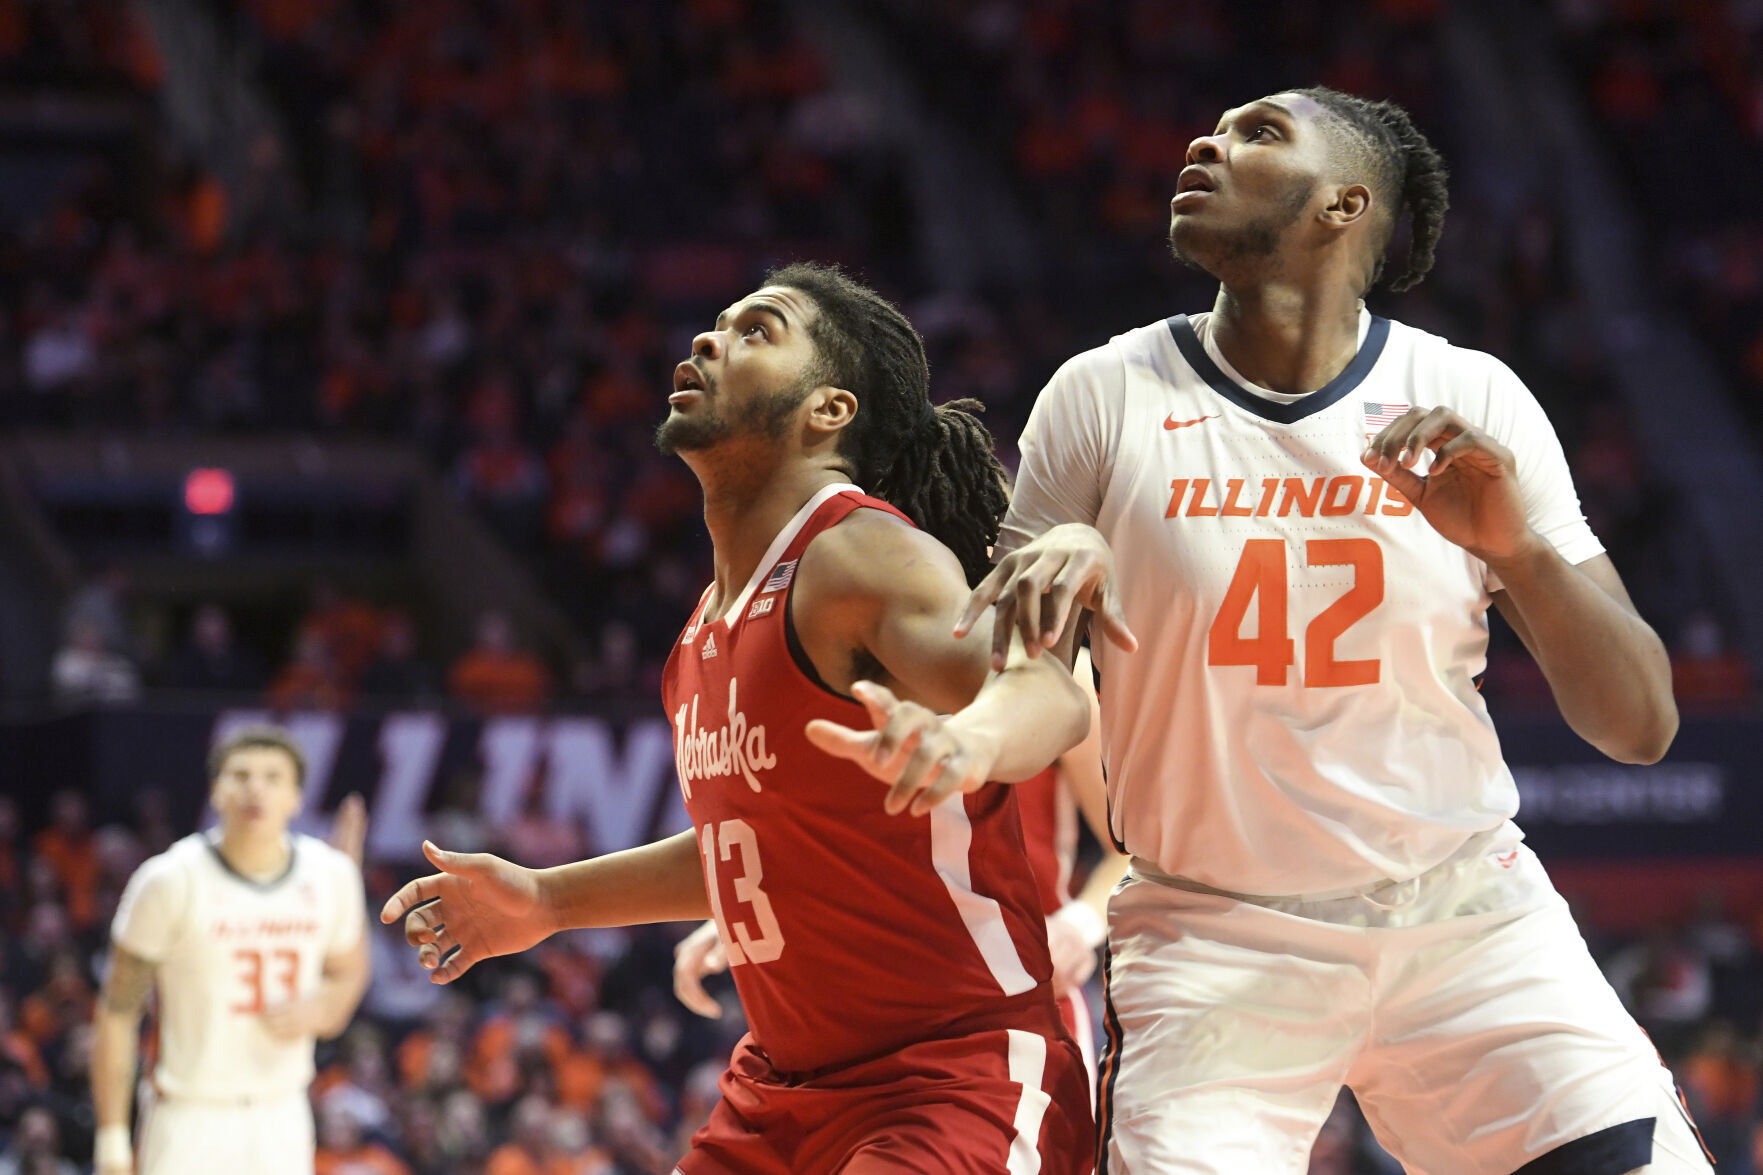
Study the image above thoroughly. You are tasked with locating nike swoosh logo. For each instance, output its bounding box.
[1164,414,1218,430]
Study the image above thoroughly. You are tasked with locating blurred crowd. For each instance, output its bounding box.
[50,570,565,715]
[0,0,1754,711]
[3,789,1762,1174]
[1552,0,1763,449]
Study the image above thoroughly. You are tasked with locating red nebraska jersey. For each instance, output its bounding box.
[662,483,1060,1075]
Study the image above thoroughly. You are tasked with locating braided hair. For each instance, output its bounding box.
[1292,86,1450,293]
[763,262,1009,587]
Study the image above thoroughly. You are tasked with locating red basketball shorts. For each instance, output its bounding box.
[677,1025,1094,1175]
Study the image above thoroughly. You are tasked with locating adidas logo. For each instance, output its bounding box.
[700,632,718,660]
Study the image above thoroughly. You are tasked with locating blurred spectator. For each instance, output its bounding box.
[314,1102,411,1175]
[1605,922,1716,1057]
[268,627,352,712]
[1682,1020,1761,1170]
[31,793,99,931]
[48,616,139,705]
[485,1095,612,1175]
[358,611,440,702]
[158,605,268,694]
[0,1105,79,1175]
[301,583,384,685]
[62,568,136,662]
[447,611,551,715]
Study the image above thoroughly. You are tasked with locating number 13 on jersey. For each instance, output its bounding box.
[1208,538,1383,687]
[700,820,785,966]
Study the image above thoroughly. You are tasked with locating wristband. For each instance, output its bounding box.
[95,1124,132,1169]
[1050,900,1107,949]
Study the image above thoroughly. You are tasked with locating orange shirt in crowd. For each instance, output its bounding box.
[31,827,100,928]
[483,1143,613,1175]
[448,651,551,714]
[315,1143,411,1175]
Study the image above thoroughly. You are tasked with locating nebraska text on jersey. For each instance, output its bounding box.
[673,677,776,798]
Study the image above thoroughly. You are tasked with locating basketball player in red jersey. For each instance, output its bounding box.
[673,648,1128,1087]
[382,262,1096,1174]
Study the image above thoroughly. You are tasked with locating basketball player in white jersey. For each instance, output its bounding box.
[956,87,1712,1174]
[91,727,371,1175]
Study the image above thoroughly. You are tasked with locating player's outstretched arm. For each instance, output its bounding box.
[382,832,710,985]
[797,511,1092,815]
[956,522,1138,673]
[1363,407,1676,763]
[91,946,154,1175]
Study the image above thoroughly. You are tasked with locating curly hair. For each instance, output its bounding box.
[763,262,1009,586]
[1293,86,1450,293]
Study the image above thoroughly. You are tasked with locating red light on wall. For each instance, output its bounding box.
[184,468,235,515]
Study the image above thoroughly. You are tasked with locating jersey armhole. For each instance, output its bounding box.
[783,584,857,704]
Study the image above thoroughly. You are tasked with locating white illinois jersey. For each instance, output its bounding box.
[110,830,366,1099]
[998,308,1604,897]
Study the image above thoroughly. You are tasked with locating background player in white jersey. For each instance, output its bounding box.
[90,727,371,1175]
[961,87,1713,1174]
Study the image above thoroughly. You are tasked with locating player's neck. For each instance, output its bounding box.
[698,462,848,620]
[1208,281,1363,397]
[216,825,293,880]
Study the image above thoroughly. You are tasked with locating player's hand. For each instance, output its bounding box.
[379,841,554,984]
[1361,407,1540,565]
[327,792,368,867]
[673,919,728,1019]
[259,998,325,1041]
[95,1160,132,1175]
[805,681,995,816]
[1045,902,1103,997]
[956,524,1137,671]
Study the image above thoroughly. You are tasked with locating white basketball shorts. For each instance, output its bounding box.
[138,1089,314,1175]
[1096,841,1714,1175]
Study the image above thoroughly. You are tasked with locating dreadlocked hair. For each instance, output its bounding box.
[1293,86,1450,293]
[763,261,1009,586]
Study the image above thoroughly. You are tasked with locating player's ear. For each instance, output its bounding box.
[1321,183,1373,230]
[805,386,858,439]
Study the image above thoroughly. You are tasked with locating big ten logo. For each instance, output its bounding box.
[211,711,685,861]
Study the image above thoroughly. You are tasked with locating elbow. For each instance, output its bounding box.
[1598,701,1679,766]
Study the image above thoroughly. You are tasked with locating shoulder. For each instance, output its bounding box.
[294,834,363,884]
[800,507,965,606]
[1041,322,1172,393]
[1383,318,1521,388]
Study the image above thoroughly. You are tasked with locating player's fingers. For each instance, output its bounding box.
[870,703,929,778]
[1362,448,1427,505]
[422,839,481,876]
[1097,582,1139,653]
[381,876,438,924]
[849,680,901,731]
[1038,576,1078,650]
[885,745,949,817]
[1399,407,1463,467]
[1367,407,1426,463]
[956,557,1015,637]
[430,942,479,985]
[1012,563,1049,661]
[803,719,879,767]
[907,754,980,817]
[402,899,444,948]
[673,957,723,1019]
[705,940,728,971]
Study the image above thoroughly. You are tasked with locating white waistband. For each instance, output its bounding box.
[1130,827,1522,907]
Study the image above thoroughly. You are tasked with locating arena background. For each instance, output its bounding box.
[2,1,1761,1172]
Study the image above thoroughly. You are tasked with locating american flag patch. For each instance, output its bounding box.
[761,560,797,594]
[1361,402,1409,431]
